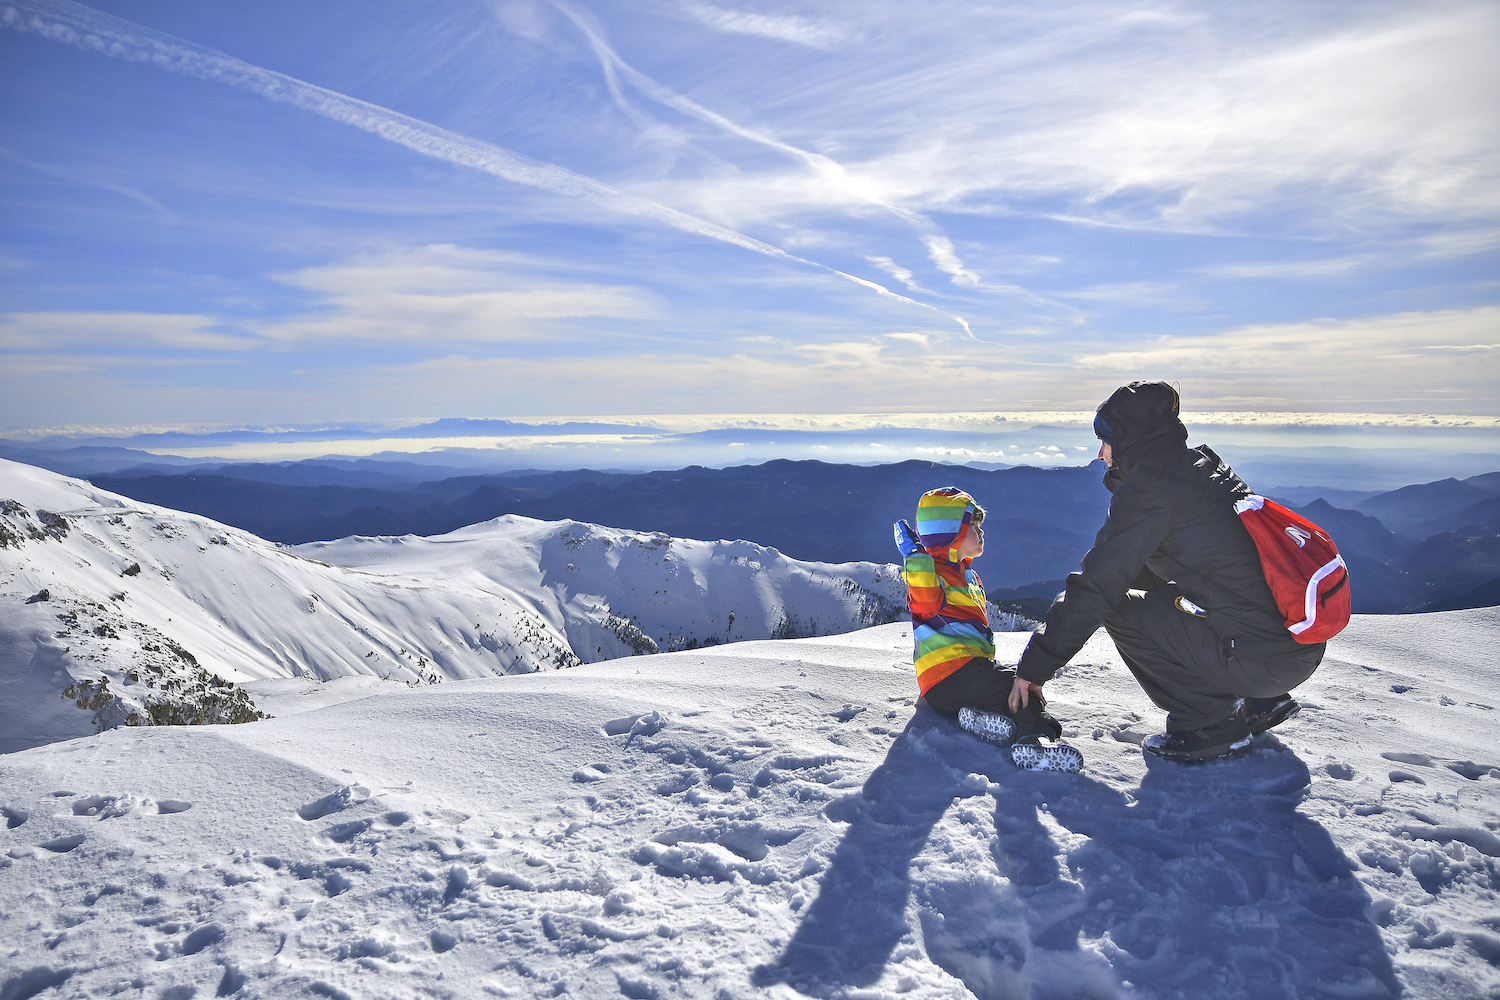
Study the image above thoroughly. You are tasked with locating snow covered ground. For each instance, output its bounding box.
[4,610,1499,999]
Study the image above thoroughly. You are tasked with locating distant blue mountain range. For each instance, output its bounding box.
[7,452,1497,614]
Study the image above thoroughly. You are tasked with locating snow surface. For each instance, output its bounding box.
[4,611,1500,999]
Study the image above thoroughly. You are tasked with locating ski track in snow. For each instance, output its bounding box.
[4,617,1500,999]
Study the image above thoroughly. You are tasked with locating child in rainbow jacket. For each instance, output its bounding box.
[895,486,1082,771]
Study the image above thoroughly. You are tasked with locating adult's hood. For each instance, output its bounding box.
[1095,380,1189,472]
[915,486,981,563]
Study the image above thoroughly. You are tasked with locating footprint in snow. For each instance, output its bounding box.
[277,857,373,897]
[573,763,613,783]
[323,808,415,845]
[604,711,666,738]
[917,877,1027,995]
[297,784,371,821]
[38,834,86,853]
[1381,751,1499,781]
[2,806,28,829]
[325,819,375,844]
[1400,824,1500,860]
[71,794,145,819]
[1383,751,1436,767]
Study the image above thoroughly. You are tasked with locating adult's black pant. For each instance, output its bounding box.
[1104,588,1323,731]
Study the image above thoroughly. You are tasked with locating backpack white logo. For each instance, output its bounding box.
[1284,525,1311,547]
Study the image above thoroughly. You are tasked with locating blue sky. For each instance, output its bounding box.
[2,0,1498,439]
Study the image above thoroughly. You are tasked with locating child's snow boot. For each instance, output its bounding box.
[1008,737,1084,773]
[958,706,1015,745]
[960,706,1083,772]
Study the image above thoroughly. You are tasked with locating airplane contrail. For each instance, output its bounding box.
[547,0,1051,337]
[2,0,987,339]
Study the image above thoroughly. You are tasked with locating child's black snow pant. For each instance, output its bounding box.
[922,657,1063,740]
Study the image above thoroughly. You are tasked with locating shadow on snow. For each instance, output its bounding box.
[756,706,1400,1000]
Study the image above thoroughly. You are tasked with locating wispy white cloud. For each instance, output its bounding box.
[3,0,977,338]
[1,2,773,255]
[0,311,249,350]
[1191,256,1376,280]
[1194,225,1500,280]
[1060,281,1181,304]
[1414,228,1500,260]
[1075,306,1500,410]
[790,340,890,368]
[3,1,1496,434]
[922,235,980,287]
[635,2,1500,237]
[543,0,937,233]
[537,0,1074,329]
[484,0,550,42]
[0,143,176,222]
[261,245,658,342]
[338,333,1021,414]
[884,332,931,349]
[0,352,126,376]
[1050,7,1499,227]
[677,2,851,50]
[867,255,923,292]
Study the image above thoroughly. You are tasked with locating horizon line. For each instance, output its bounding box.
[6,409,1500,441]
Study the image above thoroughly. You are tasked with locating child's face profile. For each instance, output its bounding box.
[956,520,984,561]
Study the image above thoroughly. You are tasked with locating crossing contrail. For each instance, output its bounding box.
[2,0,986,339]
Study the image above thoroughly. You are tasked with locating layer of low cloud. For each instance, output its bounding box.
[5,292,1498,426]
[1076,307,1500,410]
[8,408,1496,495]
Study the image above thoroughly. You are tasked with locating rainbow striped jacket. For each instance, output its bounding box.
[898,488,994,694]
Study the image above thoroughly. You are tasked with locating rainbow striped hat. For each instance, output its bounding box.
[914,487,982,552]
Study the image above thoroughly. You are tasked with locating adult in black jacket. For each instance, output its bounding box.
[1008,381,1324,762]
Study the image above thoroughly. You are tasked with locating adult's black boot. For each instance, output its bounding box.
[1142,710,1253,763]
[1243,694,1300,735]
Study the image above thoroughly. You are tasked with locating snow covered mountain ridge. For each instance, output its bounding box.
[0,458,1020,753]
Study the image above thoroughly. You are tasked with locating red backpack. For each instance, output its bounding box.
[1233,495,1350,643]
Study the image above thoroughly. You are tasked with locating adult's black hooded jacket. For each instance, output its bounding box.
[1016,381,1325,687]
